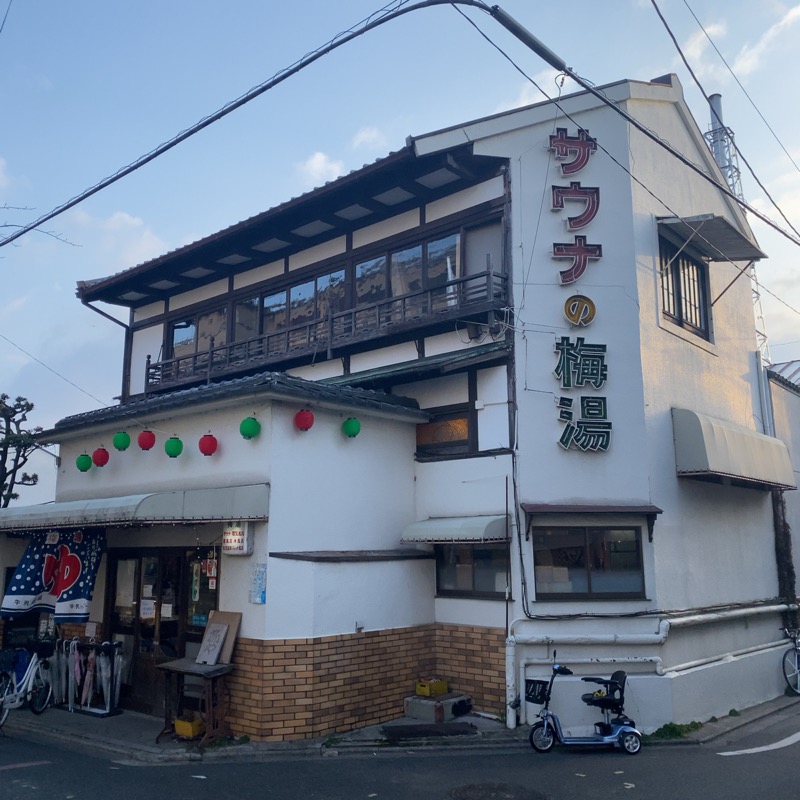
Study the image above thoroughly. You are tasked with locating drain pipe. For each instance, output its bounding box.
[505,603,792,729]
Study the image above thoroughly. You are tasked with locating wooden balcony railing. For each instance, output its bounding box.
[144,270,508,394]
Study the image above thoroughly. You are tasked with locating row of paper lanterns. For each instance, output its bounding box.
[75,412,362,472]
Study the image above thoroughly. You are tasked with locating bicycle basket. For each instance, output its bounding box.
[525,679,548,705]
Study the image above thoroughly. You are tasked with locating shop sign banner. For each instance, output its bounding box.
[0,530,106,622]
[222,521,253,556]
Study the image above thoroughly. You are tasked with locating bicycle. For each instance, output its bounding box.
[780,627,800,695]
[0,643,54,728]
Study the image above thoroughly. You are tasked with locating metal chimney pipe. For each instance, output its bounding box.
[708,93,726,168]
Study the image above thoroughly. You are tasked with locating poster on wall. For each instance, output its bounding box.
[250,563,267,604]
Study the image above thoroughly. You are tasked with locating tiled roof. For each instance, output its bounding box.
[41,370,426,441]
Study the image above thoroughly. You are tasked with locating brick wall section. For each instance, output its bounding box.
[226,622,504,742]
[433,623,506,714]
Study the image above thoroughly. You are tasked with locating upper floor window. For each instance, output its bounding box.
[154,213,504,377]
[169,309,227,358]
[416,404,473,457]
[659,235,710,340]
[531,526,645,600]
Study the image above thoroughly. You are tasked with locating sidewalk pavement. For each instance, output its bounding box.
[2,694,800,764]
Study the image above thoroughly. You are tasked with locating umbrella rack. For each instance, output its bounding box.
[51,639,123,718]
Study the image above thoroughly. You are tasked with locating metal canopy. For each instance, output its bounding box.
[671,408,795,490]
[0,484,269,532]
[658,214,766,261]
[400,515,509,543]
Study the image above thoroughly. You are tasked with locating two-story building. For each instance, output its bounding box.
[2,73,796,740]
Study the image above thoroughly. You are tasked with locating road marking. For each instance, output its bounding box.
[718,730,800,756]
[0,760,51,771]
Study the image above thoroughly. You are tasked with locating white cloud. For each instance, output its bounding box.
[495,70,581,115]
[66,207,168,270]
[296,152,346,187]
[734,5,800,75]
[352,127,388,151]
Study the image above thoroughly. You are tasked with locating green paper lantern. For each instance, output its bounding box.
[240,416,261,439]
[342,417,361,438]
[165,436,184,458]
[113,430,131,451]
[76,453,92,472]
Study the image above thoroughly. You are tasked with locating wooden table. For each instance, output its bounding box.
[156,657,234,748]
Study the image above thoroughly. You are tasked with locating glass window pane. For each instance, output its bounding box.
[588,528,643,594]
[197,309,227,351]
[473,545,507,594]
[355,256,387,305]
[436,545,474,591]
[186,551,219,632]
[234,297,260,341]
[317,270,346,319]
[171,320,196,358]
[289,280,316,326]
[533,527,588,594]
[114,559,137,627]
[262,292,287,334]
[390,245,423,297]
[416,416,469,447]
[427,234,460,288]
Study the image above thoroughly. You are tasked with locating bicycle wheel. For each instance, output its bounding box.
[0,671,11,728]
[28,661,52,715]
[782,648,800,695]
[529,721,555,752]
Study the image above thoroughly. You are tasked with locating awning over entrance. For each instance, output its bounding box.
[0,484,270,532]
[657,214,766,261]
[400,515,509,543]
[672,408,796,490]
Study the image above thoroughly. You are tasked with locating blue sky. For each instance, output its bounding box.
[2,0,799,503]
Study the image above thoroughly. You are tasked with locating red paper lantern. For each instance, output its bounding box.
[294,409,314,431]
[138,430,156,450]
[92,447,110,467]
[199,433,218,456]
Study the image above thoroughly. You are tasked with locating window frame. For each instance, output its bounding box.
[154,205,505,366]
[659,233,711,340]
[434,542,510,600]
[415,371,483,461]
[531,525,645,601]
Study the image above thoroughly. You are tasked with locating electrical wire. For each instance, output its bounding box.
[651,0,800,240]
[0,331,110,407]
[0,0,12,39]
[682,0,800,177]
[0,0,493,250]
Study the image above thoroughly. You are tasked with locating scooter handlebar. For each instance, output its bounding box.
[554,665,573,675]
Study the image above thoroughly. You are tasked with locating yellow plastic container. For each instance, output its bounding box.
[415,678,449,696]
[174,716,205,738]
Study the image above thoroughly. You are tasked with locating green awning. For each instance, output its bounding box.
[0,484,269,532]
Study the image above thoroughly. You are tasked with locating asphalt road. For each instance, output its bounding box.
[3,708,800,800]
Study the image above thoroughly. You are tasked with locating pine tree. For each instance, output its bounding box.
[0,394,41,507]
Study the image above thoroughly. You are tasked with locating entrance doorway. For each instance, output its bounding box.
[107,547,220,714]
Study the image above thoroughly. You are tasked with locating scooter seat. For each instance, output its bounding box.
[581,692,624,713]
[579,669,627,714]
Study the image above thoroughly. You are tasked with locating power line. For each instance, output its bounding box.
[682,0,800,177]
[0,0,492,250]
[0,331,111,407]
[0,0,12,39]
[651,0,800,240]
